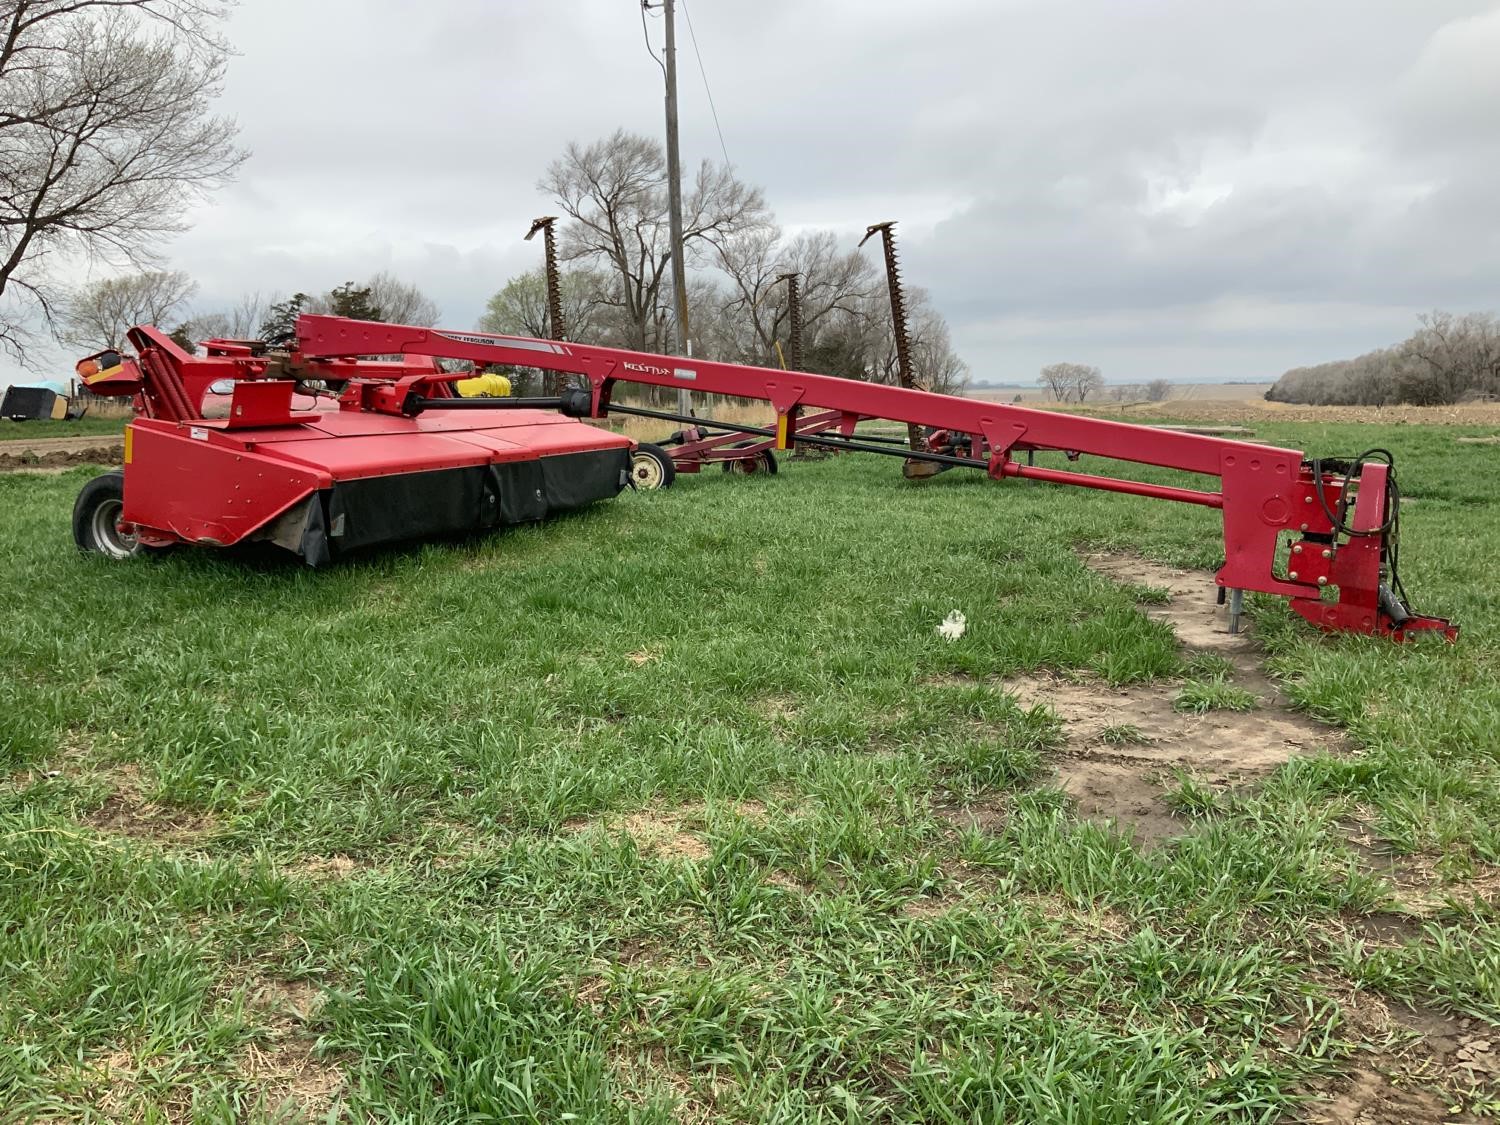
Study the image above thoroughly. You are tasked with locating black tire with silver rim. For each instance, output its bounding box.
[630,442,676,490]
[72,470,140,558]
[722,449,778,475]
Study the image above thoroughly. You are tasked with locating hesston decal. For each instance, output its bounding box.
[622,361,671,378]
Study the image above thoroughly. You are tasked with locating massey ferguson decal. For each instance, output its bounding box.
[437,331,561,354]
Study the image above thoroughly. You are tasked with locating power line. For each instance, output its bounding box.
[679,0,732,170]
[639,1,665,77]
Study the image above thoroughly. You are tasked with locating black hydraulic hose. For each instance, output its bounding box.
[406,396,566,412]
[1309,448,1397,538]
[602,403,989,470]
[1308,447,1418,613]
[835,430,917,447]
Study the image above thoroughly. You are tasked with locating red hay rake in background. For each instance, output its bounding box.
[71,314,1456,642]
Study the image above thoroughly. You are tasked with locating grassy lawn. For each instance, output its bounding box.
[1,420,1496,1121]
[0,415,128,441]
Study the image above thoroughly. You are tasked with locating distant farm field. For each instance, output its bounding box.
[974,384,1500,429]
[1,422,1498,1121]
[972,381,1277,407]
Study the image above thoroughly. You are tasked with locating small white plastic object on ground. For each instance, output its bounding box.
[937,610,967,641]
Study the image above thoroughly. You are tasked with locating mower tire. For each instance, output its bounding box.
[72,471,140,558]
[630,443,677,491]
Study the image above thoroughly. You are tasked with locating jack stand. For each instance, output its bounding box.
[1227,588,1245,634]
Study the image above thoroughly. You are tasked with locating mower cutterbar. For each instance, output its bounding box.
[75,314,1456,642]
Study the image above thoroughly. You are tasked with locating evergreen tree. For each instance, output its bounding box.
[259,293,310,342]
[168,324,197,352]
[326,282,381,321]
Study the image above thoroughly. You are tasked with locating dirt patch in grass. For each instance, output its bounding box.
[1018,891,1133,941]
[237,1039,345,1118]
[569,799,769,862]
[1299,981,1495,1122]
[936,794,1009,834]
[1333,910,1429,949]
[280,853,364,880]
[1085,552,1251,654]
[1392,861,1500,917]
[81,762,218,845]
[751,694,800,724]
[8,727,94,787]
[1301,1066,1457,1124]
[899,898,952,919]
[1007,669,1336,847]
[236,976,345,1117]
[248,976,325,1022]
[610,1043,728,1124]
[88,1047,153,1121]
[766,869,817,893]
[570,805,711,861]
[1005,555,1344,847]
[617,810,711,860]
[1343,810,1500,917]
[82,1027,343,1122]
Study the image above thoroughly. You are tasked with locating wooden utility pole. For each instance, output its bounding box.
[661,0,693,417]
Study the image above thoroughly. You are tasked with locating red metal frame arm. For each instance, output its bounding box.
[293,314,1454,641]
[298,316,1243,476]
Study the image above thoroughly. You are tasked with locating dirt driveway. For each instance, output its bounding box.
[0,434,124,472]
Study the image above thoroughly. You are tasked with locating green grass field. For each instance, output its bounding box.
[1,420,1497,1122]
[0,415,128,441]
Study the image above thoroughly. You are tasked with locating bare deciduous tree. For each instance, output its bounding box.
[713,228,879,366]
[540,129,770,353]
[1404,310,1500,403]
[861,288,969,395]
[1145,378,1172,402]
[56,269,195,350]
[1037,363,1070,402]
[0,0,245,360]
[1074,365,1105,403]
[477,267,608,343]
[1267,310,1500,405]
[1038,362,1104,403]
[476,267,614,395]
[186,291,269,341]
[365,272,441,326]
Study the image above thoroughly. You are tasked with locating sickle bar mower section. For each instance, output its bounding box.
[73,314,1455,642]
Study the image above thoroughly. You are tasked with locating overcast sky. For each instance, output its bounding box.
[10,0,1500,387]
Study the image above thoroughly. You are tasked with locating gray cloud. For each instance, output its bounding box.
[9,0,1498,388]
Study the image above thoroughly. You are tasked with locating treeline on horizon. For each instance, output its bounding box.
[1267,310,1500,406]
